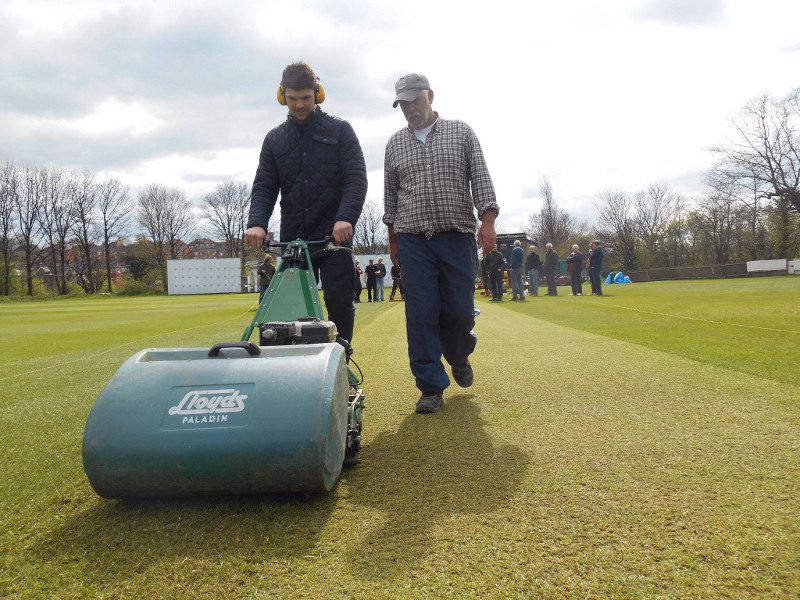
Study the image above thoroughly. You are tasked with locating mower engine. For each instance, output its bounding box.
[259,317,337,346]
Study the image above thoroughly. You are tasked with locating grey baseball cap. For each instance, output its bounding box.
[393,73,430,107]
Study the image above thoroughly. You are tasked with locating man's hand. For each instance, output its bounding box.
[477,211,497,254]
[245,226,267,249]
[332,220,353,244]
[388,224,398,266]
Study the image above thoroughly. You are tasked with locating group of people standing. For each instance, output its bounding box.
[481,241,605,300]
[353,257,401,303]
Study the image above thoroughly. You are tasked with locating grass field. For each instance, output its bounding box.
[1,276,798,599]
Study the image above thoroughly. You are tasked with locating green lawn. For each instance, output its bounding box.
[1,277,798,599]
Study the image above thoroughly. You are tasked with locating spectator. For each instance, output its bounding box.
[257,253,275,302]
[375,257,387,301]
[354,260,363,303]
[544,243,559,296]
[480,256,491,296]
[364,258,378,302]
[588,240,604,296]
[509,240,526,301]
[565,244,584,296]
[525,245,541,296]
[484,244,506,301]
[390,262,403,301]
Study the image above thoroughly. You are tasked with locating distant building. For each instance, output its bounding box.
[495,233,535,265]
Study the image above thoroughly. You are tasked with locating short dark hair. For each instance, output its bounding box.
[281,62,317,90]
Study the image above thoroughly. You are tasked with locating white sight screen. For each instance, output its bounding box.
[167,258,241,295]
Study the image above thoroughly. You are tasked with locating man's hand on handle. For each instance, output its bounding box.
[332,220,353,245]
[244,226,267,249]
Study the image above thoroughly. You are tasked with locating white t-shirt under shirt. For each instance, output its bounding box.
[413,120,436,144]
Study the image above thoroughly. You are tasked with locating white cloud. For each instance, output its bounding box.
[1,0,799,235]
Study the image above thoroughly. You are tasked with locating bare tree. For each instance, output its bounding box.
[202,181,250,258]
[138,184,193,290]
[697,186,740,264]
[633,183,677,267]
[68,169,99,293]
[39,167,74,295]
[0,163,19,295]
[595,189,638,271]
[537,176,575,252]
[96,175,130,293]
[14,165,49,295]
[712,88,800,214]
[353,199,387,254]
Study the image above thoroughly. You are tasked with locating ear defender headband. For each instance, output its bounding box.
[276,77,326,105]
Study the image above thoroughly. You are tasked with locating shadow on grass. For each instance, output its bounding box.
[30,491,337,589]
[343,395,529,580]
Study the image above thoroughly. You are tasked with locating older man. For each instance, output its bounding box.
[565,244,584,296]
[509,240,525,301]
[384,72,499,414]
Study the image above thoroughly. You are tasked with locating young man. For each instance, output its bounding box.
[390,262,403,301]
[244,62,367,343]
[384,72,499,414]
[484,244,506,302]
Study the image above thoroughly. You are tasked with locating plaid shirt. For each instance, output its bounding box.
[383,116,499,236]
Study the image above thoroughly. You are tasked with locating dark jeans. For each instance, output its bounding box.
[589,266,602,295]
[545,269,557,295]
[397,232,478,395]
[366,279,376,301]
[354,283,362,302]
[490,270,504,299]
[309,249,356,343]
[570,270,583,295]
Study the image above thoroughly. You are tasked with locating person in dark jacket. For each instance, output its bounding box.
[525,245,542,296]
[484,245,506,301]
[364,259,378,302]
[354,260,363,302]
[257,253,276,302]
[565,244,584,296]
[543,243,559,296]
[244,62,367,344]
[509,240,525,301]
[587,240,604,295]
[390,262,403,300]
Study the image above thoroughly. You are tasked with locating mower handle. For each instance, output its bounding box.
[263,236,333,249]
[208,341,261,357]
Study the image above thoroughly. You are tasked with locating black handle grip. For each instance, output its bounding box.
[208,342,261,357]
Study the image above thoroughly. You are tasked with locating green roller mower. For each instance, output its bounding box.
[82,238,365,498]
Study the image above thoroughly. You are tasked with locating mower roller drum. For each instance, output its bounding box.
[82,238,364,498]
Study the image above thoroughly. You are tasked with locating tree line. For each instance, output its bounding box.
[526,87,799,271]
[0,165,260,296]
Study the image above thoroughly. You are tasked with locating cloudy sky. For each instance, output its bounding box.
[1,0,798,233]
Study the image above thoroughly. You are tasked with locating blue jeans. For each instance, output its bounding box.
[397,232,478,395]
[510,267,524,299]
[527,269,539,295]
[376,276,385,300]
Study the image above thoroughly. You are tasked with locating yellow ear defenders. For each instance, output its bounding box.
[276,78,326,105]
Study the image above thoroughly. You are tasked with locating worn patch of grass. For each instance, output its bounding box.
[1,279,798,598]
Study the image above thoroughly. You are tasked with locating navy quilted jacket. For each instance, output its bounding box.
[247,108,367,242]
